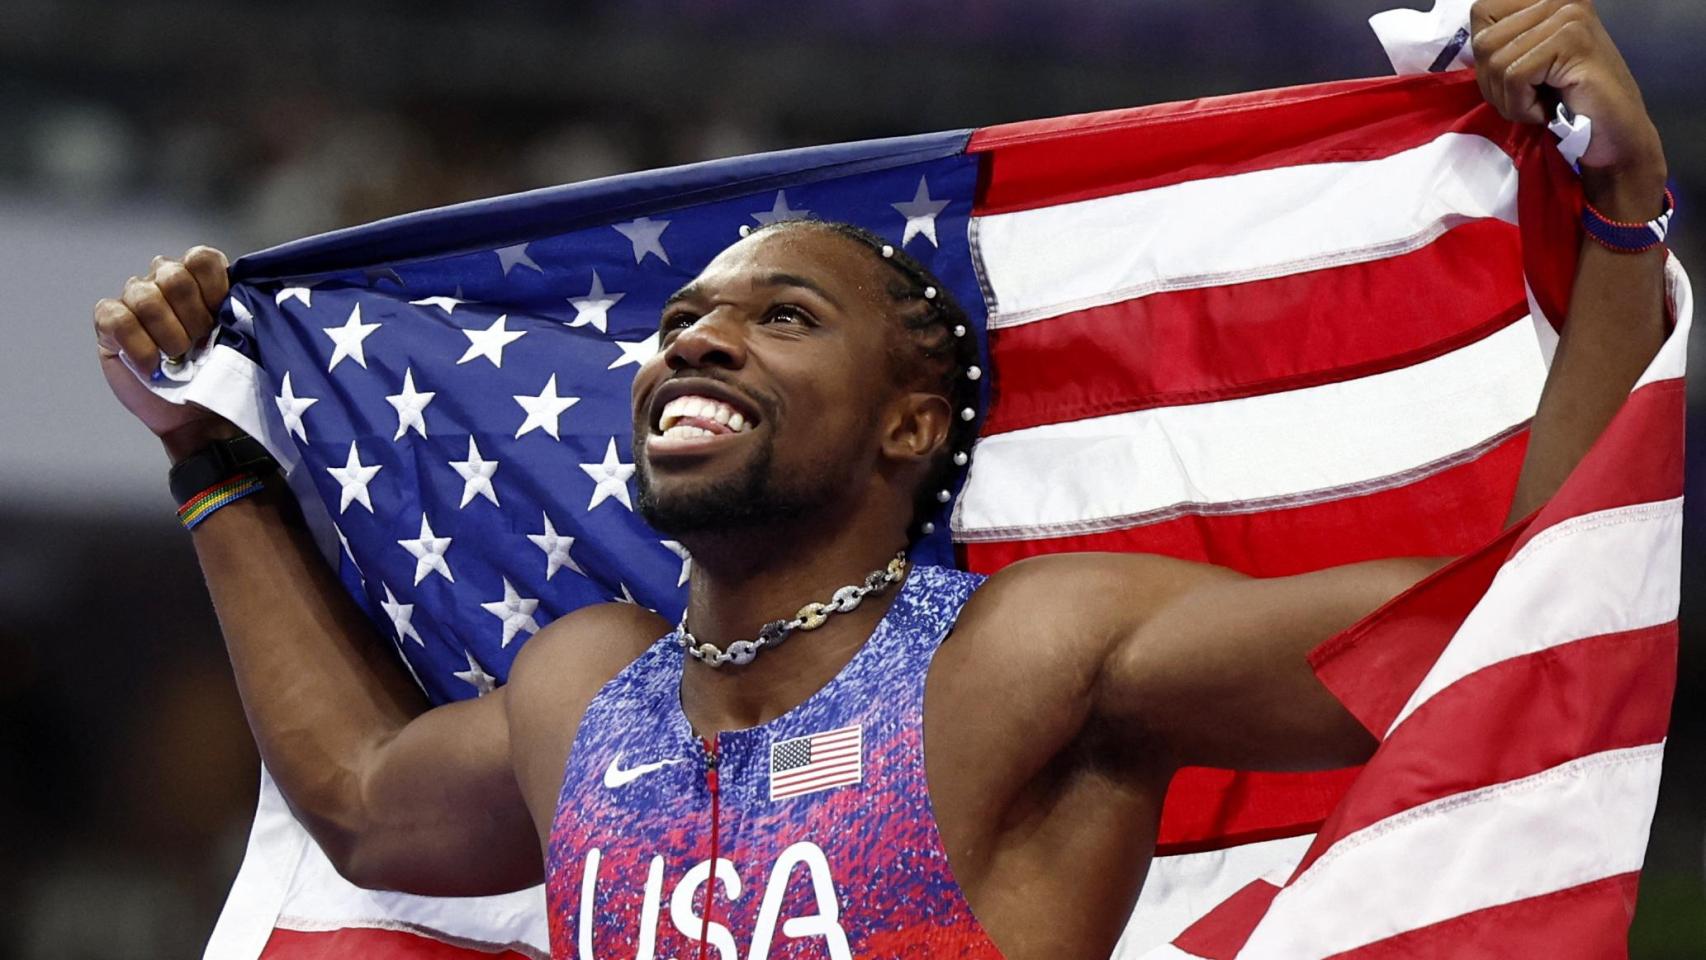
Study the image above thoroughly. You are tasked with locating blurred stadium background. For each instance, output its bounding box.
[0,1,1700,957]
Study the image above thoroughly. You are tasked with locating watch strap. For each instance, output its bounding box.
[169,434,279,504]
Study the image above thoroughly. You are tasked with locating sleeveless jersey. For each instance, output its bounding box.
[545,564,1007,959]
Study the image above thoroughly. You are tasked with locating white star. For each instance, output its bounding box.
[614,216,671,265]
[385,368,435,440]
[274,371,319,443]
[661,540,692,587]
[276,286,312,308]
[481,577,541,648]
[397,514,454,585]
[450,436,500,508]
[513,374,581,440]
[615,582,639,605]
[579,437,635,511]
[496,243,543,276]
[457,314,527,368]
[528,512,583,580]
[322,303,382,372]
[566,271,625,333]
[409,295,465,315]
[379,583,423,646]
[751,190,810,226]
[892,176,951,247]
[608,331,659,371]
[326,441,383,514]
[453,649,498,696]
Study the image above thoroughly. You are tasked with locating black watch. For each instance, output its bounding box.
[169,434,279,504]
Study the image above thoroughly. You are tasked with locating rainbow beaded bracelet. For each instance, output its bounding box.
[177,472,267,530]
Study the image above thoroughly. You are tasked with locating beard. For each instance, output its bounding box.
[635,429,840,537]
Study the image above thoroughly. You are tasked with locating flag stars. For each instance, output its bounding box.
[567,271,626,333]
[579,438,636,511]
[409,294,466,315]
[275,286,313,308]
[274,371,319,443]
[457,314,527,368]
[513,374,581,440]
[496,243,543,276]
[453,650,499,696]
[751,190,810,226]
[481,578,541,648]
[327,441,383,514]
[608,331,659,371]
[322,303,382,372]
[379,583,423,646]
[614,216,671,265]
[661,540,692,587]
[528,512,584,580]
[386,368,436,440]
[398,515,455,585]
[450,436,501,508]
[892,176,951,247]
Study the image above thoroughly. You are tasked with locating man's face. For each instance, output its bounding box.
[630,226,902,536]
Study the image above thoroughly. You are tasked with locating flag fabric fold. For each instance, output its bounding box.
[155,19,1685,959]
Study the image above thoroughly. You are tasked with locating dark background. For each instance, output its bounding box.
[0,1,1700,956]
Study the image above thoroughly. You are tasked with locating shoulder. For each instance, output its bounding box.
[504,602,670,817]
[507,601,670,713]
[964,551,1243,644]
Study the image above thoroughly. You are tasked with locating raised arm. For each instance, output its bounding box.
[95,249,548,895]
[1086,0,1671,774]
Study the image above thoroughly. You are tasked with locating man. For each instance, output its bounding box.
[92,1,1674,956]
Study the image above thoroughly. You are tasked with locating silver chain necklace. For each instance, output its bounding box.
[678,552,909,668]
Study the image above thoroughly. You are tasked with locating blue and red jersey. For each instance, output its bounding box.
[546,564,1006,959]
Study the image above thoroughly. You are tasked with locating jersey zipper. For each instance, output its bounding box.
[698,734,721,960]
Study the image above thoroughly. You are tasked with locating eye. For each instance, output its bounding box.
[660,310,699,334]
[764,305,815,327]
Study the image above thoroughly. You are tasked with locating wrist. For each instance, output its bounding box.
[1580,158,1669,223]
[161,419,244,465]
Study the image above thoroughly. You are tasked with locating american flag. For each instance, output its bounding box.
[154,41,1688,960]
[769,725,865,800]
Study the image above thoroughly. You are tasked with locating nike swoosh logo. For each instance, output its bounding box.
[603,753,683,789]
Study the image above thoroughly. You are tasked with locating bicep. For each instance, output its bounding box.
[1098,557,1448,773]
[342,688,543,896]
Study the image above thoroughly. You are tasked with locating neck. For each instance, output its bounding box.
[674,513,910,734]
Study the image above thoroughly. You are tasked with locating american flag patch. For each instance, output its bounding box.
[769,724,863,800]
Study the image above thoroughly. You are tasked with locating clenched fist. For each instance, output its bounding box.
[94,246,242,460]
[1471,0,1667,218]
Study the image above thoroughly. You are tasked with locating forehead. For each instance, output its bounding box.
[688,225,891,307]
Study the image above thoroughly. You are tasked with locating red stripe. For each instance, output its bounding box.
[1329,872,1641,959]
[262,927,538,960]
[1309,377,1684,736]
[981,221,1526,434]
[774,771,862,798]
[1300,623,1675,877]
[969,72,1533,215]
[1170,878,1283,960]
[1154,766,1359,856]
[774,762,862,789]
[962,428,1526,580]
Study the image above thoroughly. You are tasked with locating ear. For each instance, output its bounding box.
[880,391,952,466]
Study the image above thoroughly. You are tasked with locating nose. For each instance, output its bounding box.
[663,307,748,373]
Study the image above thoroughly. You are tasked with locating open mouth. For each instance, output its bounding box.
[646,381,764,449]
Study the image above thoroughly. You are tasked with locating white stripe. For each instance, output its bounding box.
[975,132,1517,329]
[955,318,1546,540]
[1237,743,1664,959]
[1388,496,1682,734]
[1633,255,1693,390]
[1112,835,1312,960]
[1138,943,1213,960]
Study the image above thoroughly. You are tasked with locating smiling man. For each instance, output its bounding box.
[92,2,1676,957]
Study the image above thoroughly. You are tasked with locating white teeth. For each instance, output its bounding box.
[656,394,754,435]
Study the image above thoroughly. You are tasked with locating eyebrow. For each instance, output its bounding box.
[661,271,843,312]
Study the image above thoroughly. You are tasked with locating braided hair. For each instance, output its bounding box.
[741,218,983,540]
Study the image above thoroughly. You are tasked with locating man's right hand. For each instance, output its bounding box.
[93,245,241,459]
